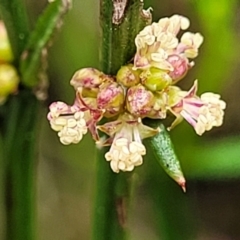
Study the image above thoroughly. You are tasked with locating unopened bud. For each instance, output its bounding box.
[148,92,168,119]
[0,21,13,63]
[97,80,124,118]
[167,54,189,82]
[116,64,140,87]
[70,68,103,90]
[0,64,19,102]
[126,84,155,117]
[141,68,172,91]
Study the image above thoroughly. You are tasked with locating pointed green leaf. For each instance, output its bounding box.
[145,121,186,191]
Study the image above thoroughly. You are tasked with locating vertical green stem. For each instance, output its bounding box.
[92,148,129,240]
[3,90,40,240]
[0,1,40,238]
[92,0,151,239]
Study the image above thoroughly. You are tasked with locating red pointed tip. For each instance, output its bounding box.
[178,177,186,193]
[181,184,186,193]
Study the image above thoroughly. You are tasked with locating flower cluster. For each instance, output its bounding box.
[0,21,19,104]
[47,15,226,173]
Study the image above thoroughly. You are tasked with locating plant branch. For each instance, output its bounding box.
[92,148,130,240]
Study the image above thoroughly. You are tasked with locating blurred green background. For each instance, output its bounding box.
[2,0,240,239]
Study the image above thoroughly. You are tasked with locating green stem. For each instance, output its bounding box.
[100,0,151,74]
[3,90,40,240]
[0,2,38,239]
[92,0,151,239]
[0,1,71,239]
[92,148,130,240]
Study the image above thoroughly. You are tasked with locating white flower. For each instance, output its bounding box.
[134,14,203,73]
[57,112,88,145]
[169,81,226,135]
[47,101,88,145]
[180,32,204,58]
[98,113,159,173]
[158,15,190,34]
[195,92,226,135]
[105,137,146,173]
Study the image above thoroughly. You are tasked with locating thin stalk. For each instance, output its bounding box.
[3,90,40,240]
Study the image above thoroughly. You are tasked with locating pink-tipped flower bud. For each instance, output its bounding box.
[0,21,13,63]
[97,80,124,118]
[167,54,190,82]
[126,84,155,117]
[70,68,103,93]
[0,64,19,104]
[116,64,140,87]
[141,67,172,92]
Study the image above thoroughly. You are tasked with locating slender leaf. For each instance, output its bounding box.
[20,0,71,87]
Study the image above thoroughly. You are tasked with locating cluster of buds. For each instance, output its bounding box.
[48,15,226,173]
[0,21,19,104]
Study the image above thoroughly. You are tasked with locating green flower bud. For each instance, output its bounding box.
[81,88,99,98]
[116,64,140,87]
[148,92,168,119]
[146,87,182,119]
[141,67,172,92]
[0,21,14,63]
[0,64,19,104]
[166,86,182,106]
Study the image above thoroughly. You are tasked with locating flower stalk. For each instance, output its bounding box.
[92,0,151,239]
